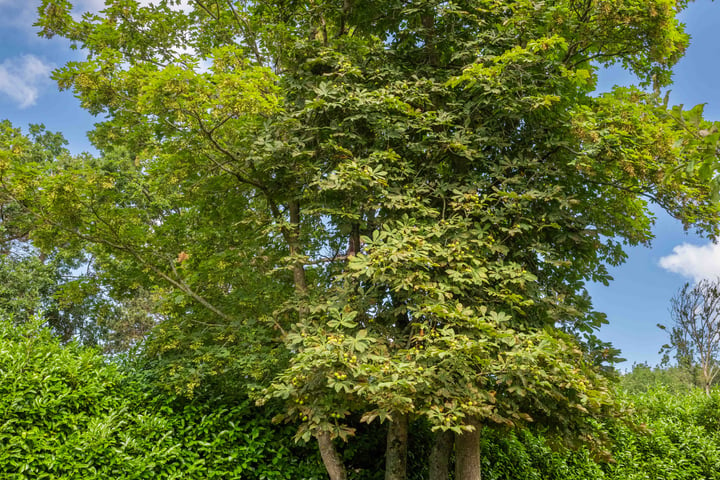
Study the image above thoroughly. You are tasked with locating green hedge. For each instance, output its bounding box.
[0,319,324,479]
[5,318,720,479]
[479,386,720,480]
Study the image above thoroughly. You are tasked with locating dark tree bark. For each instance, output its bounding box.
[421,13,439,67]
[455,419,481,480]
[385,413,409,480]
[317,432,348,480]
[429,430,453,480]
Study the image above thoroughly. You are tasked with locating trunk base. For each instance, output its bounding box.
[385,413,409,480]
[317,432,347,480]
[455,419,481,480]
[429,430,453,480]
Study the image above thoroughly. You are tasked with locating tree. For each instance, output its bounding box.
[0,121,159,350]
[620,362,696,394]
[661,279,720,395]
[4,0,718,478]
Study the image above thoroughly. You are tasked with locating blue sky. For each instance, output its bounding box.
[1,1,719,369]
[591,0,720,369]
[0,0,101,154]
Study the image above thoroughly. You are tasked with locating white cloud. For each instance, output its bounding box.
[144,0,193,12]
[0,55,53,108]
[66,0,193,22]
[91,0,192,10]
[659,242,720,282]
[72,1,157,14]
[76,0,107,12]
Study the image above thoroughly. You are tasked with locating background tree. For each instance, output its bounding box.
[0,121,158,350]
[660,278,720,394]
[620,362,696,394]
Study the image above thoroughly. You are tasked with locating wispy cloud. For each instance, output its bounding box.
[139,0,193,11]
[659,242,720,282]
[74,0,193,12]
[76,0,107,11]
[0,55,53,108]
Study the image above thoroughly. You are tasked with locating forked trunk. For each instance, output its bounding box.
[429,430,453,480]
[385,413,409,480]
[454,419,481,480]
[317,432,347,480]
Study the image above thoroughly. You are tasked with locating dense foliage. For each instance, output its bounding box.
[479,386,720,480]
[0,0,718,478]
[0,319,324,479]
[3,315,720,479]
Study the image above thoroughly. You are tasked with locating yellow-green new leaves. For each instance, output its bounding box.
[133,52,279,122]
[571,87,720,236]
[518,0,689,86]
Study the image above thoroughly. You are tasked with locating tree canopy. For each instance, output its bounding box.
[0,0,718,478]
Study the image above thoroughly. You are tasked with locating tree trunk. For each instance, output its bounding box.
[288,200,307,294]
[455,419,481,480]
[421,13,439,67]
[385,413,409,480]
[703,363,712,395]
[429,430,453,480]
[288,202,347,480]
[317,432,348,480]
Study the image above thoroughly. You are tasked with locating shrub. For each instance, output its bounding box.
[478,387,720,480]
[0,318,324,479]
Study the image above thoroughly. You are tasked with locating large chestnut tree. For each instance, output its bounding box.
[2,1,719,478]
